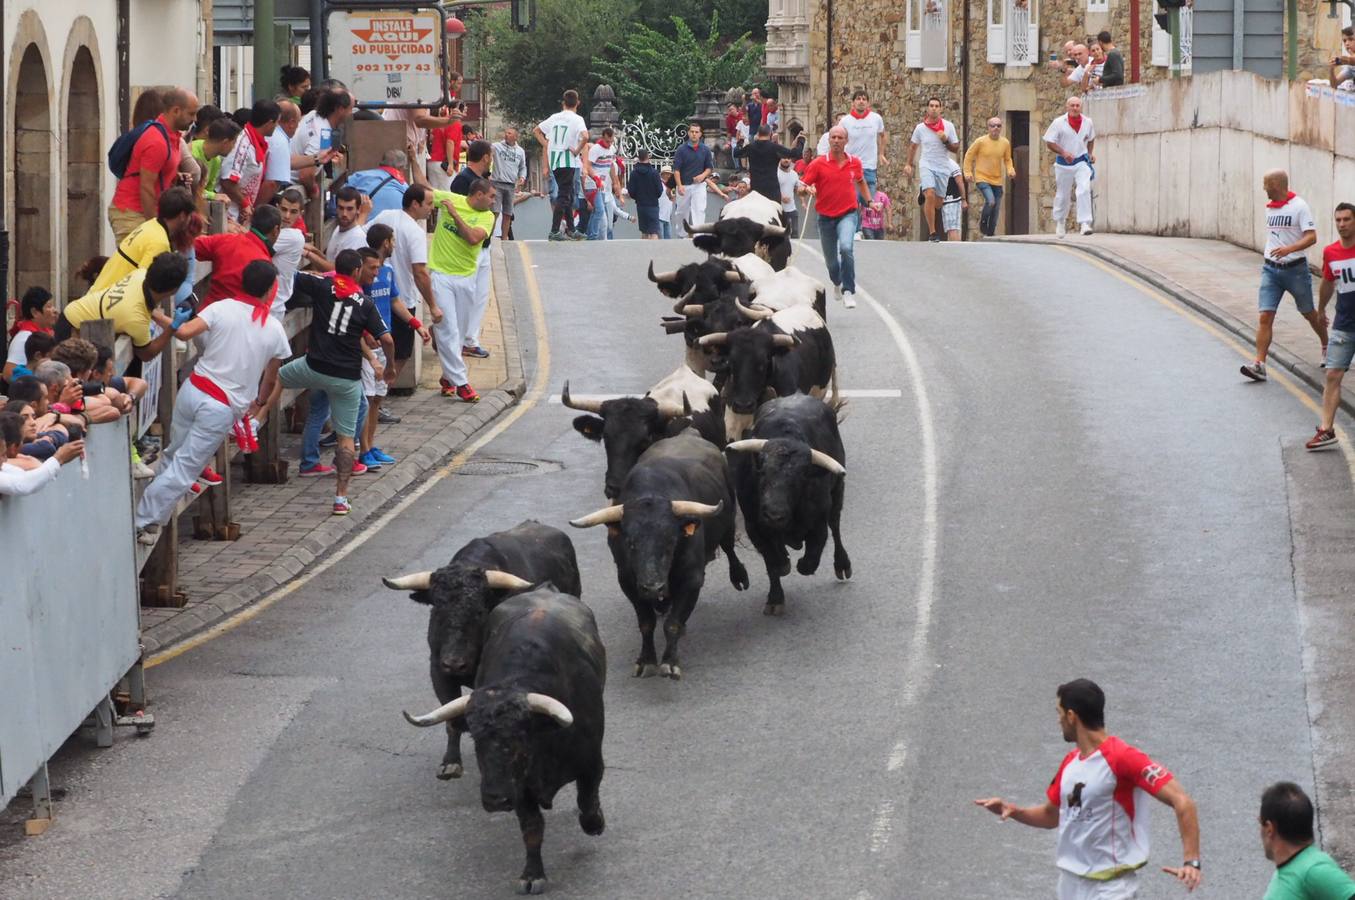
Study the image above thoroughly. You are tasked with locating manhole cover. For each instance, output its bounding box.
[456,458,561,477]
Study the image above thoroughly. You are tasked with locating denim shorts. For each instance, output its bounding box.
[1258,262,1314,314]
[920,166,950,196]
[1327,329,1355,371]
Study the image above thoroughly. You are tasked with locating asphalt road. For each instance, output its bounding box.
[3,237,1353,899]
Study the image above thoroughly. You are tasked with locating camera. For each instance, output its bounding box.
[82,380,105,397]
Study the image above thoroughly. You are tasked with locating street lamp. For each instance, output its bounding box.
[1329,0,1355,18]
[445,16,466,39]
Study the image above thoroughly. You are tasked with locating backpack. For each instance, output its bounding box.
[107,120,171,182]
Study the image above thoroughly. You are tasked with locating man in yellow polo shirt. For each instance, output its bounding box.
[962,117,1016,238]
[60,253,189,362]
[427,178,495,403]
[91,186,196,291]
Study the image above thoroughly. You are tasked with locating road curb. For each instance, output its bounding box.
[992,236,1355,422]
[141,247,531,659]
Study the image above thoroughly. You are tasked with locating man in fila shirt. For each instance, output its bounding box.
[975,679,1202,899]
[1305,203,1355,450]
[1242,170,1330,382]
[1044,95,1097,237]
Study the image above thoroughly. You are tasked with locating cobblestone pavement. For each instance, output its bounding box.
[139,248,525,655]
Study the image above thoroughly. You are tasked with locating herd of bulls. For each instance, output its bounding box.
[383,192,853,894]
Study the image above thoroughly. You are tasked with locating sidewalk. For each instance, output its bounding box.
[992,233,1347,411]
[138,247,526,655]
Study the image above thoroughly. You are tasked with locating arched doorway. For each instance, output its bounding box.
[65,47,100,300]
[14,44,52,304]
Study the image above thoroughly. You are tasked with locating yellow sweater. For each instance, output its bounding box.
[963,136,1015,186]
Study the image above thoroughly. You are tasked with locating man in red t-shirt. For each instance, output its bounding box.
[193,204,281,311]
[798,125,879,309]
[109,87,200,243]
[1307,202,1355,450]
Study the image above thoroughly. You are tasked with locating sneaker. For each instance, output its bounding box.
[441,384,458,398]
[1080,223,1094,236]
[1055,222,1067,237]
[190,482,204,495]
[319,431,338,448]
[359,450,384,470]
[333,497,352,516]
[350,461,370,476]
[377,408,402,425]
[855,231,864,240]
[199,465,224,485]
[567,230,587,241]
[1240,362,1268,382]
[1306,426,1338,451]
[299,463,336,477]
[461,345,491,359]
[455,384,480,403]
[833,284,844,300]
[135,525,160,546]
[371,447,397,464]
[133,461,155,479]
[928,232,943,242]
[548,231,566,242]
[842,291,858,309]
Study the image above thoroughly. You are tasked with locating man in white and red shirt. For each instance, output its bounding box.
[1306,202,1355,450]
[798,125,880,309]
[976,679,1202,899]
[1043,95,1097,236]
[134,260,290,546]
[1242,170,1329,382]
[219,99,280,224]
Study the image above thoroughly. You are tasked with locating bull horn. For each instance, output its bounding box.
[525,693,574,727]
[383,571,433,591]
[724,269,747,283]
[403,694,470,727]
[809,450,847,477]
[735,298,775,321]
[671,284,699,315]
[680,304,705,317]
[698,332,728,347]
[560,380,605,414]
[760,223,788,237]
[725,439,768,454]
[683,219,716,235]
[484,570,533,591]
[771,334,798,349]
[671,499,724,518]
[647,260,679,284]
[569,505,625,528]
[652,395,688,419]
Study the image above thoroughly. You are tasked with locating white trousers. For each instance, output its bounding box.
[425,160,452,191]
[134,382,235,529]
[674,183,708,232]
[1056,870,1138,900]
[1052,162,1093,226]
[464,247,492,348]
[430,269,476,386]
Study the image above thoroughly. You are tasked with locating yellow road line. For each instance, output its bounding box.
[147,244,551,668]
[1056,245,1355,481]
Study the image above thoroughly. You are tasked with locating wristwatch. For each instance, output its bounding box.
[1183,859,1201,870]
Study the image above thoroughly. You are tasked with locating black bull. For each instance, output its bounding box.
[684,216,792,270]
[571,430,749,679]
[402,588,606,895]
[383,521,582,781]
[726,394,852,614]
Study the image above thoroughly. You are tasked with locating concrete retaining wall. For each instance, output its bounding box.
[1086,71,1355,265]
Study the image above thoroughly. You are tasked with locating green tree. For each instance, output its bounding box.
[481,0,635,127]
[634,0,767,41]
[591,14,764,124]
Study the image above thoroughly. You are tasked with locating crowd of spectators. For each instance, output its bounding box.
[1047,31,1125,93]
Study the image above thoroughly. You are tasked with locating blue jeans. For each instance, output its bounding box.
[818,211,860,294]
[860,169,877,208]
[301,391,369,469]
[660,220,673,239]
[174,249,197,307]
[588,191,616,240]
[1258,262,1315,313]
[976,183,1004,236]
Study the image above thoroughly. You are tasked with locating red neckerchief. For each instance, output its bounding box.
[597,139,612,149]
[1267,191,1297,209]
[329,274,362,299]
[924,118,946,134]
[244,123,269,162]
[849,107,872,119]
[10,320,53,339]
[379,165,408,184]
[1067,114,1084,133]
[230,294,271,326]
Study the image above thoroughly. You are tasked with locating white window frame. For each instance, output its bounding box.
[919,0,949,71]
[1151,5,1192,71]
[906,0,923,68]
[986,0,1039,67]
[1087,0,1109,12]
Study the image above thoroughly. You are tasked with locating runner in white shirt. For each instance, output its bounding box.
[1241,169,1329,382]
[369,186,438,382]
[535,90,590,239]
[134,260,291,544]
[777,157,802,235]
[975,679,1202,900]
[586,128,621,240]
[904,97,960,242]
[838,89,888,195]
[1043,95,1097,237]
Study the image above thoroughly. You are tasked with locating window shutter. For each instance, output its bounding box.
[1152,14,1168,66]
[987,0,1006,64]
[906,0,923,68]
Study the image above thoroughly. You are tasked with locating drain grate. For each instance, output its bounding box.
[456,458,560,477]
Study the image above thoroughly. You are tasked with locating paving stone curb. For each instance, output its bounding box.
[141,245,529,657]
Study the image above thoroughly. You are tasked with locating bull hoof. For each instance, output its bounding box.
[437,762,463,780]
[658,663,683,680]
[579,808,606,835]
[730,564,750,591]
[835,558,852,580]
[772,559,791,578]
[634,662,660,678]
[516,876,548,895]
[796,556,820,576]
[762,602,785,616]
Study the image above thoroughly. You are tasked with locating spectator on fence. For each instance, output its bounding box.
[738,125,805,205]
[134,260,291,544]
[1082,40,1108,91]
[109,87,200,243]
[0,410,83,497]
[291,89,352,195]
[627,149,665,240]
[4,287,58,384]
[189,117,241,207]
[765,98,782,141]
[428,115,459,191]
[369,185,437,387]
[281,65,310,105]
[490,128,529,241]
[31,359,116,425]
[194,204,282,310]
[4,399,68,460]
[1065,44,1092,91]
[964,117,1016,238]
[8,331,55,381]
[347,150,411,221]
[58,254,190,363]
[258,100,310,207]
[92,343,148,402]
[777,156,802,236]
[50,339,133,418]
[746,88,766,132]
[284,251,394,515]
[537,89,590,241]
[1047,39,1077,74]
[219,99,280,225]
[1097,31,1126,87]
[90,186,197,292]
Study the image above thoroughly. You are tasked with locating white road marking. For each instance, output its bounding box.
[548,389,901,404]
[796,240,941,868]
